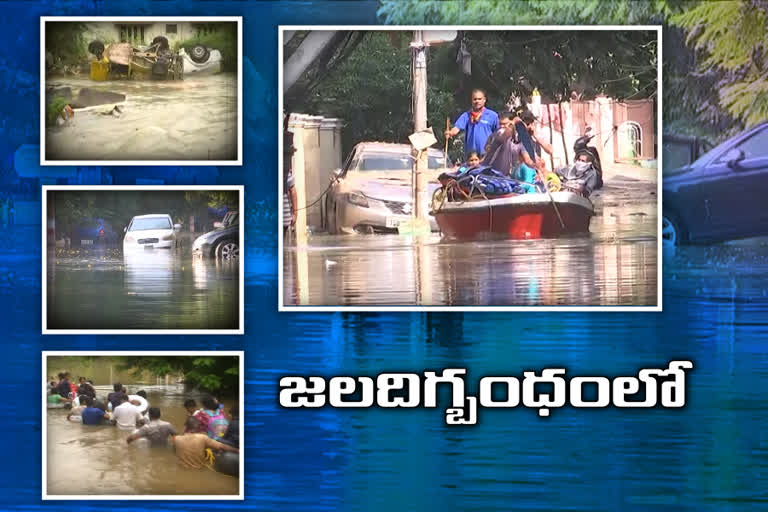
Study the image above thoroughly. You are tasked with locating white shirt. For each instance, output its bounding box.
[112,402,143,430]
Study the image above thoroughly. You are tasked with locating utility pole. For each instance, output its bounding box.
[411,30,428,223]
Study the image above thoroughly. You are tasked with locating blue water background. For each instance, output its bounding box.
[1,1,766,510]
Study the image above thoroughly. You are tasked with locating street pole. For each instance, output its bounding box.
[412,30,428,223]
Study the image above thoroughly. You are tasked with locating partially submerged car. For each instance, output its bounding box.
[123,214,181,251]
[192,210,239,259]
[324,142,446,234]
[663,122,768,245]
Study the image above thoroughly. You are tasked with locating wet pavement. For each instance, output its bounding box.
[46,246,239,330]
[45,73,237,161]
[46,384,238,496]
[282,164,658,307]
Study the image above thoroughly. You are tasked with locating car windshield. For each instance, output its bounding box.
[221,212,238,227]
[691,125,763,167]
[129,217,171,231]
[356,152,444,171]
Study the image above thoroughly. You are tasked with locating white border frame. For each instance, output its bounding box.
[278,25,663,313]
[40,16,243,166]
[42,185,245,334]
[42,350,245,500]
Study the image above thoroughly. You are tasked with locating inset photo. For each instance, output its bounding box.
[43,185,243,334]
[43,351,243,499]
[280,26,661,310]
[41,17,242,165]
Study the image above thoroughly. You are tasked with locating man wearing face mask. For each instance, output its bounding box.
[552,150,600,197]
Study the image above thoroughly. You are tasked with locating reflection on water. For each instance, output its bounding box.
[47,247,239,330]
[283,200,657,306]
[45,74,237,161]
[46,385,238,496]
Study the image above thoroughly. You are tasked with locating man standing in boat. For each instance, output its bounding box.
[445,89,499,158]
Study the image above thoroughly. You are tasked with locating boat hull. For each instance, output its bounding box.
[432,191,593,240]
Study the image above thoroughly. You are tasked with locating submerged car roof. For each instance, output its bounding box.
[132,214,172,218]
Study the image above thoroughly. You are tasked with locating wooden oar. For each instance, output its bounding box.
[444,117,450,168]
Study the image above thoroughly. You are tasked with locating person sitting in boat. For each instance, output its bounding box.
[552,150,600,197]
[482,113,542,193]
[457,152,482,175]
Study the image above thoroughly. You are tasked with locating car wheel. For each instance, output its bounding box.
[189,44,210,64]
[662,213,684,246]
[216,240,239,260]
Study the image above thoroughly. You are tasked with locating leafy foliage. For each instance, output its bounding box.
[671,0,768,127]
[53,190,238,239]
[376,0,767,136]
[45,22,89,67]
[288,29,658,159]
[117,356,239,395]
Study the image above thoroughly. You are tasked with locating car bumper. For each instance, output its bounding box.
[123,240,174,250]
[336,200,439,233]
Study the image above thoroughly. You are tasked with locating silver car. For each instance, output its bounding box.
[324,142,446,234]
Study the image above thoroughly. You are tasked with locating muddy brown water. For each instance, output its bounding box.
[45,73,237,161]
[46,385,238,496]
[283,175,658,307]
[46,247,239,330]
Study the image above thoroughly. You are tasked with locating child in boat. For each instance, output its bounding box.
[458,152,482,174]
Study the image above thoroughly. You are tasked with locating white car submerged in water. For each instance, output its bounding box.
[123,214,181,251]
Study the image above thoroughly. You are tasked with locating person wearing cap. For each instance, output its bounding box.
[445,89,499,158]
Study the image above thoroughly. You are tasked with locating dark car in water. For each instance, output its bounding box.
[192,211,239,259]
[72,218,118,247]
[663,122,768,245]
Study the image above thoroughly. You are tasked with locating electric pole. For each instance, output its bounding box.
[411,30,428,223]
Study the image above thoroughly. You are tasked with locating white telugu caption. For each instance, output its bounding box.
[279,361,693,425]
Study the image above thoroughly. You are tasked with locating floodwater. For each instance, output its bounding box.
[282,174,658,307]
[46,247,239,330]
[46,384,238,496]
[45,73,237,161]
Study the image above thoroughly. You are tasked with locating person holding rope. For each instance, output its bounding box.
[172,416,239,470]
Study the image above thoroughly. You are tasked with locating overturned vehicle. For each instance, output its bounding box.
[87,37,222,80]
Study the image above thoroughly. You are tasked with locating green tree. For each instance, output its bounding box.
[118,356,240,395]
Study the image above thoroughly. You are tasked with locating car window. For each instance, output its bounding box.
[129,217,171,231]
[354,152,445,171]
[662,142,694,173]
[734,126,768,159]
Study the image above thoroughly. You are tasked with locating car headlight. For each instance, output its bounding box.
[347,192,369,208]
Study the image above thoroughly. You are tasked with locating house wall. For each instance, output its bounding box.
[81,22,213,50]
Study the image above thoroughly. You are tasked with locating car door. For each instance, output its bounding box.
[698,126,768,240]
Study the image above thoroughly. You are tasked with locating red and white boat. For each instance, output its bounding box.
[431,191,594,240]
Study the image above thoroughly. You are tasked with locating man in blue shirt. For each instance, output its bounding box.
[79,396,109,425]
[445,89,499,158]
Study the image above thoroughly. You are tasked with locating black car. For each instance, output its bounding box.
[663,122,768,245]
[191,211,239,259]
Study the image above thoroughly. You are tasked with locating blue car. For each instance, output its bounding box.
[663,122,768,245]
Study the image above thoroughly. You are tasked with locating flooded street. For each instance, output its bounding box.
[45,73,237,161]
[283,166,658,307]
[47,246,239,330]
[46,384,238,496]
